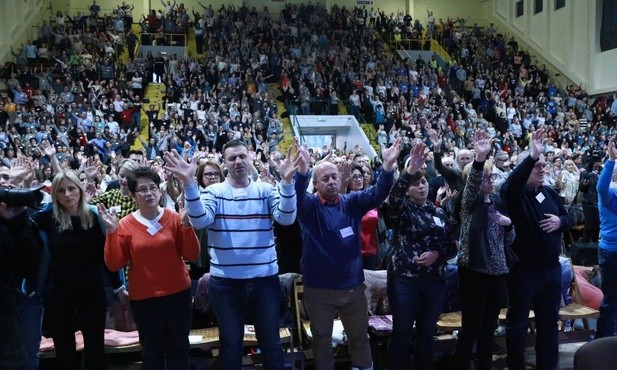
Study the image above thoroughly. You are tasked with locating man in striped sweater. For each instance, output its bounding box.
[165,139,299,370]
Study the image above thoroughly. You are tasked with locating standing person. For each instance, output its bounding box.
[346,165,380,270]
[100,167,200,370]
[579,159,601,242]
[500,129,573,370]
[4,170,124,370]
[91,159,139,219]
[455,130,516,370]
[189,160,225,276]
[294,137,401,370]
[125,29,138,61]
[0,175,45,370]
[386,143,457,370]
[556,159,580,206]
[595,139,617,338]
[164,139,298,370]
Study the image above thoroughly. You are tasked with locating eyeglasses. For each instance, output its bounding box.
[484,173,499,181]
[351,175,364,180]
[203,172,220,178]
[135,185,160,195]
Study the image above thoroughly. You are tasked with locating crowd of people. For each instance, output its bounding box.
[1,2,617,370]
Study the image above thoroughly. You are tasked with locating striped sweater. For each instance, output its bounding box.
[184,179,296,278]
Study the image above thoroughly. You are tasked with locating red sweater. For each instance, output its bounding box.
[104,209,200,301]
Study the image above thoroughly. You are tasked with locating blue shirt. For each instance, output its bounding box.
[598,160,617,252]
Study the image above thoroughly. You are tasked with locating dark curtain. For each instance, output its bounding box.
[600,0,617,52]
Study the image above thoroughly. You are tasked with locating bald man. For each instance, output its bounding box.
[294,138,401,370]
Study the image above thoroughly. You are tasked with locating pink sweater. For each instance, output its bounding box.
[105,209,200,300]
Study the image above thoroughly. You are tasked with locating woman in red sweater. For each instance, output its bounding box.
[99,167,199,370]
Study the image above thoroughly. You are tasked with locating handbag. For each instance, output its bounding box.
[566,188,585,225]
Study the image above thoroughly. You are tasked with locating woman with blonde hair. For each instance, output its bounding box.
[557,159,580,206]
[3,170,124,370]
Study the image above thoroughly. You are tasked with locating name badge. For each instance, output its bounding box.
[536,192,545,204]
[340,226,354,238]
[433,216,444,227]
[147,222,162,236]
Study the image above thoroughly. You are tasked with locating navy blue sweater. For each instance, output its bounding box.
[294,169,394,290]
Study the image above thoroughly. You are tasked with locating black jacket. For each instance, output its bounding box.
[501,156,573,270]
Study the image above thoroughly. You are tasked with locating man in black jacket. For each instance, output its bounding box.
[579,160,602,242]
[500,128,573,370]
[0,183,44,369]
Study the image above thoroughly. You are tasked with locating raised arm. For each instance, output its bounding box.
[41,140,62,174]
[164,150,215,229]
[429,129,460,187]
[462,130,491,212]
[598,139,617,205]
[389,141,426,219]
[501,128,545,201]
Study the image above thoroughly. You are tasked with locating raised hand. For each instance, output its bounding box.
[84,156,100,181]
[97,203,119,233]
[436,183,449,200]
[338,160,352,184]
[530,128,546,160]
[276,145,298,184]
[41,139,56,157]
[406,142,428,175]
[429,129,442,153]
[294,138,311,175]
[85,182,98,202]
[176,195,190,227]
[608,138,617,161]
[473,129,492,161]
[260,166,277,186]
[9,157,29,185]
[163,149,197,187]
[381,137,401,172]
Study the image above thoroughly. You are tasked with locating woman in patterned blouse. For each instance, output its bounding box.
[386,142,457,370]
[455,130,516,370]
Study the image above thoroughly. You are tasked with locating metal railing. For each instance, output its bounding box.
[140,33,187,47]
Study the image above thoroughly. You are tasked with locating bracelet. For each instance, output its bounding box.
[114,285,126,294]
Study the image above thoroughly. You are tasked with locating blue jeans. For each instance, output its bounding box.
[597,248,617,338]
[130,288,192,370]
[387,274,446,370]
[208,275,282,370]
[506,264,561,370]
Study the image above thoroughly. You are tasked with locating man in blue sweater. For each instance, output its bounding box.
[294,137,400,370]
[500,128,573,370]
[596,139,617,338]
